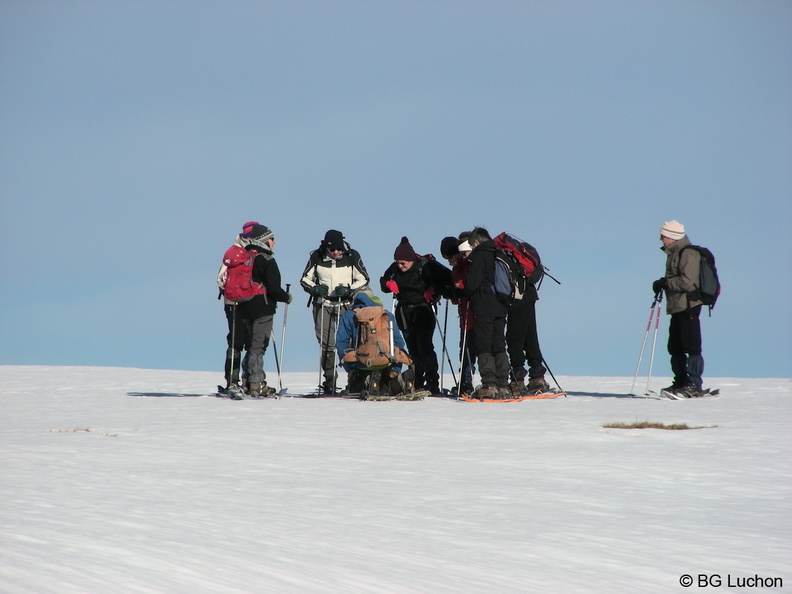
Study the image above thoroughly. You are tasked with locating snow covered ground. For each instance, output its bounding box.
[1,366,790,593]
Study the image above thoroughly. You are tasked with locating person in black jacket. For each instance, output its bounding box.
[380,236,452,394]
[506,278,549,395]
[462,227,510,398]
[236,224,292,397]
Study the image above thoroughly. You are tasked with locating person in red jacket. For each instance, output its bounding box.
[441,234,476,396]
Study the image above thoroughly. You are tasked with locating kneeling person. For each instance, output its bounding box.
[336,291,415,396]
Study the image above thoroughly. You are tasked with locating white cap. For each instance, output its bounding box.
[660,220,685,240]
[457,240,472,252]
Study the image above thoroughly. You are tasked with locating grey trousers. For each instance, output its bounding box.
[246,314,274,385]
[312,301,350,381]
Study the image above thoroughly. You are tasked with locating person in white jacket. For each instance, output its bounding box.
[300,229,370,394]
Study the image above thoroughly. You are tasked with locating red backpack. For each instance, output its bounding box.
[493,232,544,285]
[221,246,266,303]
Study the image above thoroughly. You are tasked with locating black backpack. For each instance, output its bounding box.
[681,245,721,313]
[492,248,527,302]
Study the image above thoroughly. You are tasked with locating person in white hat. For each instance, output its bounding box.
[652,220,706,397]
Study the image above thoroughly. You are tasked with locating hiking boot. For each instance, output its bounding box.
[527,376,551,394]
[368,370,383,396]
[321,380,338,395]
[681,385,704,398]
[496,386,512,399]
[661,383,684,394]
[346,371,367,394]
[508,380,527,397]
[250,383,276,398]
[473,385,496,398]
[402,368,416,392]
[226,383,244,398]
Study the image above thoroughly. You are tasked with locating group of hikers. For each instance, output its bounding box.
[217,219,712,399]
[216,223,553,399]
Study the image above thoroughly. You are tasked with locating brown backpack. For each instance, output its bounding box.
[342,305,412,369]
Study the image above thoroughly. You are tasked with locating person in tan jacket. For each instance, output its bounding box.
[652,220,705,397]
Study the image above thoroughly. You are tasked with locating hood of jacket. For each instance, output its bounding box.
[234,234,251,248]
[352,292,384,309]
[246,238,273,255]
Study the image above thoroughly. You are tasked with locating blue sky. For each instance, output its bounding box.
[1,1,790,380]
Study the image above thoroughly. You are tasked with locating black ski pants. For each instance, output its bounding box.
[505,298,546,382]
[396,303,439,392]
[668,305,704,389]
[474,314,509,388]
[224,303,250,385]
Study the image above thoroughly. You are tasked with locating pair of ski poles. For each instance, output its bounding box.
[226,283,290,395]
[430,299,458,393]
[630,291,663,396]
[317,298,343,395]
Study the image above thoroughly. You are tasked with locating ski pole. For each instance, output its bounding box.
[440,299,449,392]
[270,328,282,393]
[542,357,564,394]
[277,284,290,394]
[630,292,662,395]
[229,303,237,389]
[430,302,458,387]
[317,300,325,394]
[458,327,468,394]
[542,268,561,285]
[645,292,663,394]
[456,300,474,394]
[388,311,395,358]
[329,302,341,395]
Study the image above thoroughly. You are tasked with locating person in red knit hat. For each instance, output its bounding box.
[379,237,453,394]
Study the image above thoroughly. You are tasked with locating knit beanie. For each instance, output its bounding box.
[393,236,418,261]
[241,221,259,238]
[323,229,345,251]
[660,220,686,240]
[440,236,460,259]
[248,224,274,242]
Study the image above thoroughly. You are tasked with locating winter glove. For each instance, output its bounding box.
[333,285,352,299]
[385,279,399,295]
[652,278,667,295]
[423,287,435,303]
[285,293,293,304]
[311,284,329,297]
